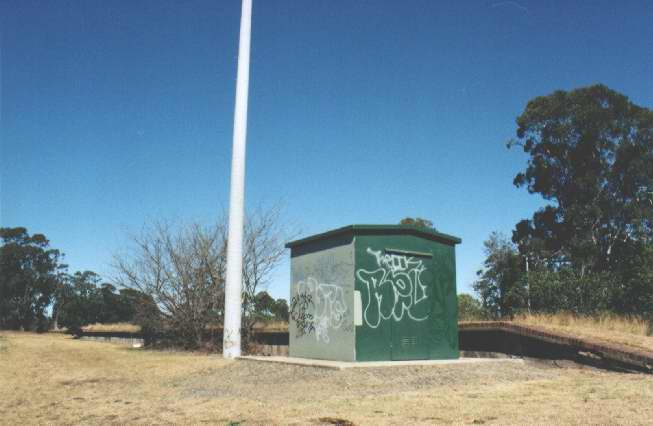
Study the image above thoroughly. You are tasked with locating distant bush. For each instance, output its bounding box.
[457,293,489,321]
[55,271,152,335]
[526,269,616,316]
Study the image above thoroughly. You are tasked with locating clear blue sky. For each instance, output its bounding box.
[2,0,653,299]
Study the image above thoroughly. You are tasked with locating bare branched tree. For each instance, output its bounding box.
[241,205,290,343]
[113,205,292,349]
[113,222,226,347]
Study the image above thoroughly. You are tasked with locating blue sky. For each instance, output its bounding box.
[2,0,653,299]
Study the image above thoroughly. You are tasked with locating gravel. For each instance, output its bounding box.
[181,358,562,402]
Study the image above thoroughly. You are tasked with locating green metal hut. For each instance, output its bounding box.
[286,225,461,362]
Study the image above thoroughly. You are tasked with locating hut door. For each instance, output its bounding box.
[389,252,433,360]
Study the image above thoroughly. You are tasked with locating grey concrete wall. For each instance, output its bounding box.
[253,344,289,357]
[288,240,355,361]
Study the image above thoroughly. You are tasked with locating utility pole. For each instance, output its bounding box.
[223,0,252,359]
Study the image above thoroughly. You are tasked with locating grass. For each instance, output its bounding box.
[1,331,652,425]
[514,312,653,353]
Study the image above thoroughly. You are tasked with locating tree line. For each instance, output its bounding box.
[0,206,291,348]
[471,85,653,320]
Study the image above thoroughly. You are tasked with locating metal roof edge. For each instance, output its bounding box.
[285,224,461,249]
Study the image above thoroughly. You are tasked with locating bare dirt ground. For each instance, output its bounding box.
[1,332,652,425]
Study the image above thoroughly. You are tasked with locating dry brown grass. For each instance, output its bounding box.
[251,320,289,331]
[514,312,653,353]
[1,332,652,425]
[81,323,141,333]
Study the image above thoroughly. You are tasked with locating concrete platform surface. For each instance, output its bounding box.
[237,356,524,370]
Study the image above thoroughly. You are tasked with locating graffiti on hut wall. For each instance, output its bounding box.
[356,248,430,328]
[290,291,315,338]
[290,277,348,343]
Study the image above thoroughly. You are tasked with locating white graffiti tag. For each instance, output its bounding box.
[292,277,347,343]
[356,248,429,328]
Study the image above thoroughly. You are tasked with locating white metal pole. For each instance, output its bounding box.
[525,255,531,314]
[223,0,252,359]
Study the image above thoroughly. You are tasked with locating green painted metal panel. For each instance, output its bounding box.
[288,236,356,361]
[354,234,459,361]
[428,244,459,359]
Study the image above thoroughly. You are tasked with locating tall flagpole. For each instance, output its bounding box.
[223,0,252,359]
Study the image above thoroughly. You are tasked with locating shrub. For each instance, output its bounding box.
[457,293,488,321]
